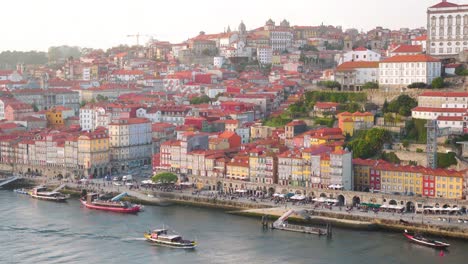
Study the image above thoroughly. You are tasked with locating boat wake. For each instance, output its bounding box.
[121,237,147,241]
[1,225,126,241]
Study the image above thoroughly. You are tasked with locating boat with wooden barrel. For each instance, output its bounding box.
[403,230,450,249]
[80,193,141,213]
[144,228,196,249]
[29,186,69,202]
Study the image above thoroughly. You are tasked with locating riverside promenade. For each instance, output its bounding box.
[14,175,468,239]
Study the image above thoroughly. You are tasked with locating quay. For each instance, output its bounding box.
[7,176,468,240]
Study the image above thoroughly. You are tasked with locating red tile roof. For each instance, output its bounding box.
[381,54,440,63]
[353,46,368,51]
[430,1,459,8]
[391,45,422,53]
[336,61,379,71]
[413,35,427,41]
[436,115,463,121]
[420,91,468,97]
[412,107,466,113]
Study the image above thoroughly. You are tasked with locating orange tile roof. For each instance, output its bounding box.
[336,61,379,71]
[381,54,440,63]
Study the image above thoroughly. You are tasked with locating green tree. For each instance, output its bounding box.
[362,82,379,89]
[386,95,417,117]
[407,82,427,89]
[381,151,401,164]
[190,95,211,105]
[152,172,178,184]
[347,128,393,159]
[402,140,410,148]
[437,152,457,168]
[431,77,445,89]
[96,94,109,102]
[31,103,39,112]
[382,99,389,113]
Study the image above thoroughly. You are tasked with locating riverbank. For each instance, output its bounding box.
[9,178,468,240]
[232,207,468,240]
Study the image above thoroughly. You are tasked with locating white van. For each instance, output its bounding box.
[122,175,133,181]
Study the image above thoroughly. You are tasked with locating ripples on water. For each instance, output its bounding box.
[1,191,468,264]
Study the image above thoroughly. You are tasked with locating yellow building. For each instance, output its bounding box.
[46,106,75,128]
[78,128,110,177]
[319,154,330,187]
[226,155,249,181]
[433,171,464,199]
[250,123,274,140]
[337,112,374,136]
[377,164,424,195]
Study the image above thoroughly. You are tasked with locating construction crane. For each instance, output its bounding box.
[127,33,156,46]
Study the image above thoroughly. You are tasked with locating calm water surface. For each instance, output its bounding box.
[1,191,467,264]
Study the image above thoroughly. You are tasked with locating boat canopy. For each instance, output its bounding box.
[111,192,128,202]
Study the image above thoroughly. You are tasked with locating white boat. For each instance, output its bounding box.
[29,186,69,202]
[144,228,196,249]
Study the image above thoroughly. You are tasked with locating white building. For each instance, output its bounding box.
[213,56,224,68]
[379,54,441,88]
[437,115,464,134]
[80,106,111,131]
[334,61,379,91]
[257,46,273,64]
[427,1,468,57]
[269,30,293,51]
[329,149,353,191]
[417,91,468,108]
[411,106,466,120]
[109,118,152,170]
[411,35,427,52]
[338,47,381,64]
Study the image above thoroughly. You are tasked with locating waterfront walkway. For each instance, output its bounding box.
[19,175,468,231]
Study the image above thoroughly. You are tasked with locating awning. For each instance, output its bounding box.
[361,203,381,208]
[291,194,306,200]
[235,189,247,193]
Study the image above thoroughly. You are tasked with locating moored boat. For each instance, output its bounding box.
[13,188,30,195]
[80,193,141,213]
[29,186,69,202]
[403,230,450,249]
[144,228,196,249]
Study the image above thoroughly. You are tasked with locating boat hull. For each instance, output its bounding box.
[80,199,141,213]
[144,234,196,249]
[30,194,68,202]
[403,233,450,249]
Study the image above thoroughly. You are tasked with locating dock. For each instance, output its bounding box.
[265,209,332,237]
[0,176,19,188]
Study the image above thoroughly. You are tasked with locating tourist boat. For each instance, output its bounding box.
[29,186,69,202]
[403,230,450,249]
[144,228,196,249]
[80,193,141,213]
[13,188,30,195]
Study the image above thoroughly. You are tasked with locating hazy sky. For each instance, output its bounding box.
[0,0,456,52]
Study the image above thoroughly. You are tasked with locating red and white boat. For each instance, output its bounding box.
[403,230,450,249]
[80,193,141,213]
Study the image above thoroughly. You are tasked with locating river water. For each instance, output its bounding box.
[1,191,467,264]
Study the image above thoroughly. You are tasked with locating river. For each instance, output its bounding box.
[1,191,467,264]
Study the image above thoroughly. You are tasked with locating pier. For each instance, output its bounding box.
[265,209,331,237]
[0,176,19,188]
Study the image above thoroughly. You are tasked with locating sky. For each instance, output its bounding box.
[0,0,457,52]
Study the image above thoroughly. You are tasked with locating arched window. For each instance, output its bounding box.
[439,16,445,26]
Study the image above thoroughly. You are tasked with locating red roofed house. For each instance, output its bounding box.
[313,102,340,114]
[388,44,423,57]
[4,102,34,121]
[411,35,427,52]
[379,55,441,89]
[335,61,379,91]
[339,47,381,64]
